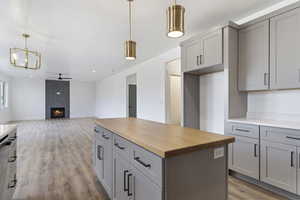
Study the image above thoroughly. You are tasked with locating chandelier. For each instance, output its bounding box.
[10,34,41,70]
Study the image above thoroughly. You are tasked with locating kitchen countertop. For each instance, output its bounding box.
[0,124,17,142]
[95,118,235,158]
[228,118,300,130]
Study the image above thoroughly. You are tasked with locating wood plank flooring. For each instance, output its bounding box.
[11,118,286,200]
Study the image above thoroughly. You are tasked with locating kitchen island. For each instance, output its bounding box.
[93,118,234,200]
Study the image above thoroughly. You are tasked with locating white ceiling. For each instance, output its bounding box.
[0,0,287,81]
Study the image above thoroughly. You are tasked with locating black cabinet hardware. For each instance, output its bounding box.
[8,154,17,163]
[115,143,125,150]
[291,151,295,167]
[102,134,110,140]
[134,157,151,168]
[127,173,133,196]
[254,144,258,157]
[94,128,100,133]
[97,145,103,160]
[235,128,250,133]
[286,136,300,141]
[124,170,129,192]
[8,175,17,189]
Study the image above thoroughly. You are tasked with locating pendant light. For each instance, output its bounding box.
[167,0,185,38]
[125,0,136,60]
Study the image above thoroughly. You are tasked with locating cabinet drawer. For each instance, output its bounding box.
[113,135,132,158]
[95,126,113,142]
[131,144,163,187]
[230,123,259,139]
[261,126,300,146]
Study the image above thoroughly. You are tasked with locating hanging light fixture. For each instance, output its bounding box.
[125,0,136,60]
[10,34,41,70]
[167,0,185,38]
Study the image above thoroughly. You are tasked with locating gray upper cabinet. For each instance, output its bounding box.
[261,140,297,193]
[238,20,270,91]
[228,136,259,179]
[202,29,223,68]
[270,8,300,90]
[182,29,223,72]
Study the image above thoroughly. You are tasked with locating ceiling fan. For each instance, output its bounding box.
[48,73,72,80]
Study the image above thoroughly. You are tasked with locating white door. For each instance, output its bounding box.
[131,167,162,200]
[202,29,223,68]
[185,41,202,72]
[270,8,300,89]
[228,136,259,179]
[261,141,297,193]
[239,20,269,91]
[95,138,104,182]
[113,153,130,200]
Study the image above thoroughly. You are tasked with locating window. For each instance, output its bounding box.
[0,81,8,109]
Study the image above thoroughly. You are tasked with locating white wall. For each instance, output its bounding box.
[11,78,45,121]
[96,48,180,123]
[70,81,96,118]
[0,72,12,123]
[10,78,96,121]
[199,71,225,134]
[247,90,300,121]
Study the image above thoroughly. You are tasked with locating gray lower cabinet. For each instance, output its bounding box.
[298,147,300,195]
[95,136,104,181]
[228,135,259,179]
[261,140,297,193]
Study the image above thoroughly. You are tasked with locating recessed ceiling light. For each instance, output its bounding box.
[92,69,96,73]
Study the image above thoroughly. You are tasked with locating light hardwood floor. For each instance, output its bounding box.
[12,118,286,200]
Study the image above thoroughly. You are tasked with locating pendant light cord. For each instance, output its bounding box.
[129,1,132,40]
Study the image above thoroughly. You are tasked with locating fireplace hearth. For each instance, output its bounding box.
[51,107,65,119]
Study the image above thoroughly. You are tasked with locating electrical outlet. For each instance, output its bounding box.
[214,147,224,159]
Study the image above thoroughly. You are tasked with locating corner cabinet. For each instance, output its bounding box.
[182,29,223,72]
[238,20,269,91]
[270,7,300,90]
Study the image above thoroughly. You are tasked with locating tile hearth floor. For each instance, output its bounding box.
[11,118,284,200]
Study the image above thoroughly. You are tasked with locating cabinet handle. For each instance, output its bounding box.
[115,143,125,150]
[97,145,103,160]
[254,144,258,157]
[102,134,110,140]
[264,73,269,86]
[199,55,203,65]
[124,170,129,192]
[196,56,200,66]
[8,152,17,163]
[286,136,300,141]
[94,128,100,133]
[235,128,250,133]
[291,151,295,168]
[134,157,151,168]
[127,173,133,196]
[8,175,17,189]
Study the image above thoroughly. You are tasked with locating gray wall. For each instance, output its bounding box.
[45,80,70,119]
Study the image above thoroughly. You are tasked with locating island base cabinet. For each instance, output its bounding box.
[298,148,300,195]
[131,167,162,200]
[261,141,297,193]
[228,136,259,179]
[95,138,104,182]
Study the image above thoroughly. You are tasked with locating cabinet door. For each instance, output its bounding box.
[113,153,130,200]
[95,138,104,182]
[298,148,300,195]
[270,8,300,89]
[261,141,297,193]
[228,136,259,179]
[102,133,113,197]
[185,41,202,72]
[239,20,269,91]
[131,167,162,200]
[202,29,223,68]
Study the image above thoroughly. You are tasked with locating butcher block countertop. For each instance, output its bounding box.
[95,118,235,158]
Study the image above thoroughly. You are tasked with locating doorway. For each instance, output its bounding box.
[165,59,181,125]
[126,74,137,118]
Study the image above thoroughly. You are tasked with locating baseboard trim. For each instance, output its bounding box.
[229,170,300,200]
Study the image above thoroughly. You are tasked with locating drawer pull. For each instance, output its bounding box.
[254,144,258,157]
[235,128,250,133]
[127,173,133,196]
[8,155,17,163]
[134,157,151,168]
[124,170,129,192]
[115,143,125,150]
[94,128,100,133]
[291,152,295,168]
[8,176,17,189]
[97,145,103,160]
[102,134,110,140]
[286,136,300,141]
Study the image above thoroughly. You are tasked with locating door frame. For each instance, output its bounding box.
[126,73,137,118]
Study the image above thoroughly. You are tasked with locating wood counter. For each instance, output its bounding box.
[95,118,234,158]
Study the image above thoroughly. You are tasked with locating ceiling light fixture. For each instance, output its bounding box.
[10,34,41,70]
[167,0,185,38]
[125,0,136,60]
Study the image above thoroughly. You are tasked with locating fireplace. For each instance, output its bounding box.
[51,107,65,119]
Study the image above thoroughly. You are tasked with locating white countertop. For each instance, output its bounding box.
[0,124,17,142]
[228,118,300,131]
